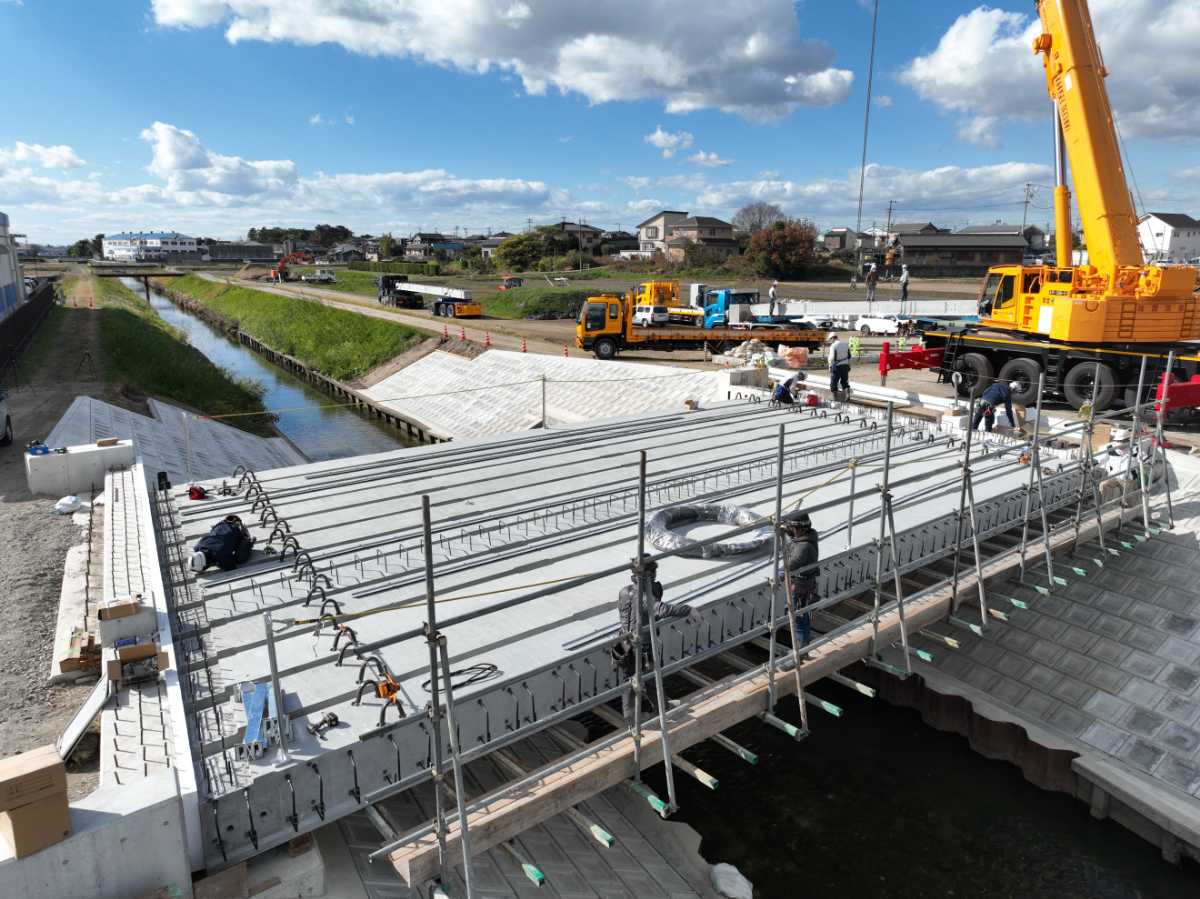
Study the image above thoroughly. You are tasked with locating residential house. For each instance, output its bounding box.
[822,227,856,252]
[636,210,689,255]
[887,222,946,241]
[599,230,638,255]
[552,221,604,254]
[327,243,364,263]
[666,216,738,262]
[480,237,506,261]
[405,233,447,260]
[894,233,1025,277]
[1137,213,1200,262]
[958,222,1046,251]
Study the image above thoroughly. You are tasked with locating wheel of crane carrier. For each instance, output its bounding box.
[997,357,1042,407]
[953,352,994,398]
[1063,361,1116,411]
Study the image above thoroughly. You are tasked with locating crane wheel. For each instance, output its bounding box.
[1063,362,1115,411]
[954,352,994,398]
[997,358,1041,406]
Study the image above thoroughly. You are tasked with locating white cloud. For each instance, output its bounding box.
[874,94,893,108]
[621,176,651,191]
[308,113,327,126]
[687,150,732,168]
[694,161,1052,225]
[150,0,854,121]
[956,115,999,149]
[900,2,1200,141]
[0,141,85,170]
[645,125,693,158]
[344,113,355,126]
[140,121,297,198]
[758,169,780,179]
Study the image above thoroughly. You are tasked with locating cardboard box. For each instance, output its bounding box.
[116,636,159,662]
[98,596,143,621]
[106,652,170,683]
[0,794,71,858]
[0,746,66,813]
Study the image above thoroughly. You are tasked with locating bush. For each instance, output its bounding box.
[348,260,440,276]
[483,286,592,320]
[744,219,818,279]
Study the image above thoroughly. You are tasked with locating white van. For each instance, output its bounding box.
[633,304,669,327]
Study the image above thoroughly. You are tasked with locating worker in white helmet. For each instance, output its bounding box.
[972,380,1021,432]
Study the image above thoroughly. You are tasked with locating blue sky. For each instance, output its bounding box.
[2,0,1197,243]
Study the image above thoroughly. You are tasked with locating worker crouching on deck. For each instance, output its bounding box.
[972,380,1022,433]
[614,559,696,727]
[782,512,819,653]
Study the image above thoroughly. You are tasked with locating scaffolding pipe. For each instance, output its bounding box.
[1154,350,1176,529]
[637,449,678,812]
[767,424,784,708]
[1017,372,1047,582]
[1120,355,1148,536]
[949,394,977,615]
[436,637,475,897]
[420,495,451,884]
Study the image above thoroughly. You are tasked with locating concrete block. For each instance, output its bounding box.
[989,678,1029,708]
[1120,677,1168,709]
[1022,663,1061,694]
[1081,721,1128,755]
[1125,708,1165,738]
[1158,722,1200,755]
[1089,637,1130,667]
[1162,614,1199,638]
[1159,694,1200,727]
[1157,636,1200,667]
[1058,625,1097,654]
[1047,704,1090,737]
[1162,665,1200,695]
[1091,613,1132,642]
[0,771,190,899]
[1017,689,1058,720]
[1122,738,1165,773]
[1083,692,1133,726]
[25,441,136,497]
[1084,663,1130,695]
[1054,650,1096,681]
[1050,677,1092,707]
[1155,754,1200,793]
[1094,590,1132,617]
[1122,651,1166,680]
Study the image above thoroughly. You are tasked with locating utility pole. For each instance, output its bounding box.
[1020,182,1034,231]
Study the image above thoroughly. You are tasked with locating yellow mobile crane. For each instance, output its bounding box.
[915,0,1200,410]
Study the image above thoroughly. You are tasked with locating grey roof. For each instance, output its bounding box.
[958,223,1043,235]
[1144,213,1200,229]
[890,222,942,234]
[556,221,603,233]
[678,216,733,229]
[637,210,688,228]
[899,233,1028,249]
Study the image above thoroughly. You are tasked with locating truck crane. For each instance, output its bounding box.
[269,252,314,283]
[906,0,1200,411]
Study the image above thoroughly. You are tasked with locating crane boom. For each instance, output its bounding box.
[1034,0,1141,272]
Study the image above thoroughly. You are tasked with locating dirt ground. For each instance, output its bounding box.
[0,298,150,799]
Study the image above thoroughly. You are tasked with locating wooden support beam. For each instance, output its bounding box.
[387,503,1131,887]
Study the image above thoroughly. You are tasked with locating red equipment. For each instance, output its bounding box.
[877,341,946,386]
[270,252,314,283]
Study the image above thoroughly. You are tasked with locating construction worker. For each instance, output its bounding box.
[972,380,1020,432]
[771,373,803,406]
[190,515,255,572]
[899,264,910,304]
[614,559,696,726]
[827,333,851,398]
[781,512,819,652]
[768,280,779,316]
[865,264,878,305]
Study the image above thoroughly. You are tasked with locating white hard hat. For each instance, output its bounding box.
[827,333,839,342]
[1008,381,1021,392]
[189,551,208,573]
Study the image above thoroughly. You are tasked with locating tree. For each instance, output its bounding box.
[89,233,105,257]
[378,233,395,260]
[733,202,785,234]
[494,226,575,272]
[67,239,92,258]
[745,219,817,279]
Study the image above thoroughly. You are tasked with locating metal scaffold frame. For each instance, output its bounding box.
[154,375,1178,891]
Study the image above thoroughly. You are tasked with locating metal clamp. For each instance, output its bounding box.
[309,762,325,820]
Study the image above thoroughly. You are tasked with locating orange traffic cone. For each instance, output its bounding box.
[562,343,568,357]
[520,337,527,353]
[459,326,466,341]
[484,332,491,348]
[442,324,449,339]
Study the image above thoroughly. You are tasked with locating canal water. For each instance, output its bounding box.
[643,679,1200,898]
[127,279,407,461]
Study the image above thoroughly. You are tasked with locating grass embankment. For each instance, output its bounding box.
[481,286,592,320]
[52,276,270,428]
[294,268,381,298]
[167,274,424,380]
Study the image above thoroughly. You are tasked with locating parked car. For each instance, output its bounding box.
[498,276,524,290]
[855,314,904,336]
[0,389,12,447]
[788,313,834,329]
[632,304,669,327]
[300,271,336,284]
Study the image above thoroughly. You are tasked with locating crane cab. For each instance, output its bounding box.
[978,264,1064,337]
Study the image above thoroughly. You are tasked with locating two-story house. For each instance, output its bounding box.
[1138,213,1200,262]
[552,221,604,254]
[666,216,738,261]
[636,210,688,255]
